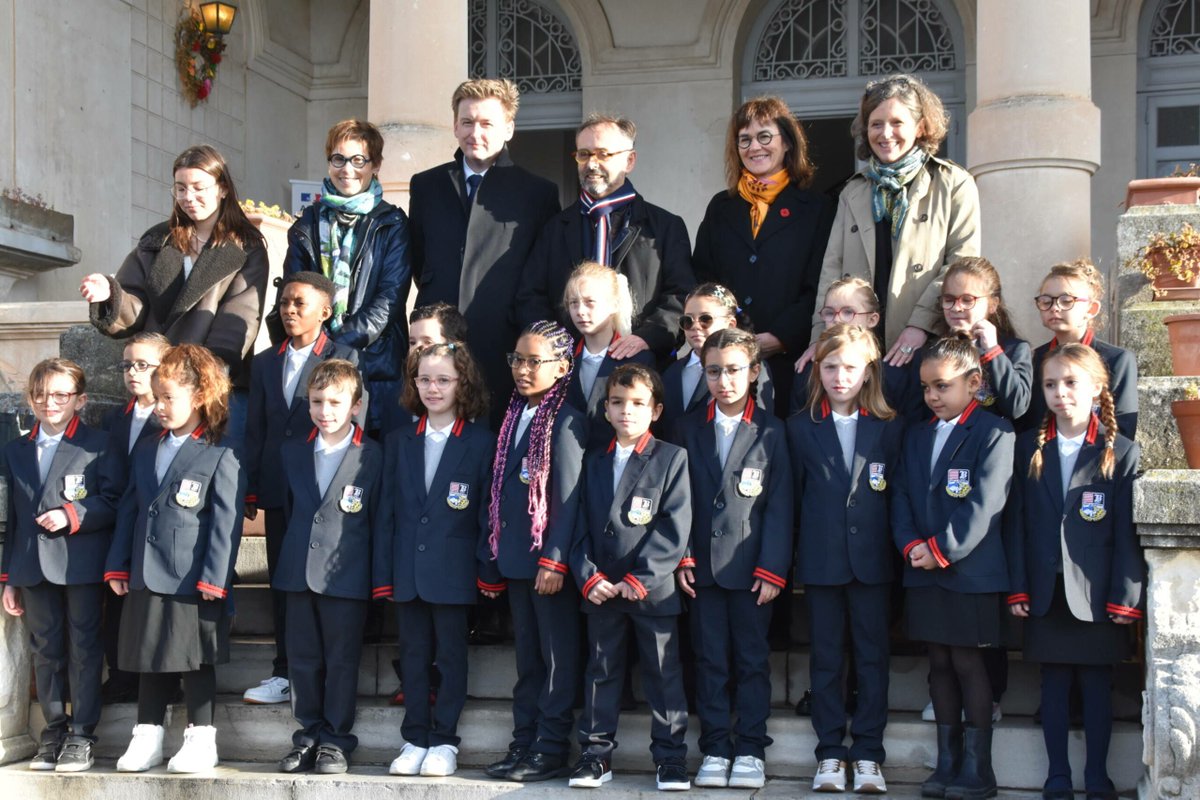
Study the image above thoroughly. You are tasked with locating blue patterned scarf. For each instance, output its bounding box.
[865,148,928,240]
[317,177,382,328]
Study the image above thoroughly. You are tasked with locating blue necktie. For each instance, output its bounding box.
[466,173,482,202]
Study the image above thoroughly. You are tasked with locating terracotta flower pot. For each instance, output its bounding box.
[1172,398,1200,469]
[1126,177,1200,208]
[1165,314,1200,376]
[1145,248,1200,301]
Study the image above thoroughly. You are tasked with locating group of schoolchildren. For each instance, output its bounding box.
[0,255,1143,800]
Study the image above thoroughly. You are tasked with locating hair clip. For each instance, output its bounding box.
[446,342,457,351]
[735,306,743,314]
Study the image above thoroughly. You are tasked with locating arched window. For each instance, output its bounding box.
[469,0,582,129]
[1139,0,1200,176]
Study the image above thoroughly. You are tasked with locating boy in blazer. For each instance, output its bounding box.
[570,364,693,791]
[2,359,118,772]
[243,272,360,705]
[566,334,656,452]
[273,360,382,775]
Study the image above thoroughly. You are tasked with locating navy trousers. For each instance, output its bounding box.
[23,581,105,741]
[506,579,580,756]
[397,599,469,748]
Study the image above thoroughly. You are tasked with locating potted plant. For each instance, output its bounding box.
[1126,163,1200,208]
[1173,381,1200,469]
[1164,312,1200,376]
[1131,221,1200,301]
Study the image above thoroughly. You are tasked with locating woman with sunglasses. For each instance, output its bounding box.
[799,73,981,375]
[694,96,834,417]
[276,119,412,438]
[658,283,774,439]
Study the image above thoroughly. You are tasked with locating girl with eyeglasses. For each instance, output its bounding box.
[379,341,493,778]
[479,320,588,783]
[675,328,792,790]
[1017,260,1138,437]
[694,96,835,418]
[276,119,412,438]
[561,261,656,451]
[659,282,775,439]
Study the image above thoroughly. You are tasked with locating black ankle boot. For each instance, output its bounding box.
[921,724,963,798]
[945,725,997,800]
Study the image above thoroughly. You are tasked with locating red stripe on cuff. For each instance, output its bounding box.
[623,574,648,599]
[582,572,608,599]
[372,586,393,599]
[902,539,924,559]
[537,557,568,574]
[476,579,507,592]
[979,345,1004,364]
[196,581,227,599]
[1105,602,1143,620]
[927,537,950,568]
[1007,593,1030,605]
[104,571,130,582]
[0,573,7,583]
[244,494,258,504]
[678,557,696,569]
[752,567,786,588]
[63,503,81,534]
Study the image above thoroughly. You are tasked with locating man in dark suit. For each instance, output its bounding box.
[409,78,560,429]
[517,114,695,367]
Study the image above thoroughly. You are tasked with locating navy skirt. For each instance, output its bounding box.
[118,588,231,673]
[906,585,1004,648]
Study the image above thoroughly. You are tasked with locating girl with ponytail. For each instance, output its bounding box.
[478,320,588,782]
[1004,343,1143,800]
[562,261,656,449]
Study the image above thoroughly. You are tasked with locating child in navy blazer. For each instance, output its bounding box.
[1005,343,1143,800]
[1,359,118,772]
[105,344,245,775]
[378,342,495,777]
[660,283,774,437]
[272,360,380,775]
[479,320,587,783]
[677,328,791,789]
[571,363,693,791]
[892,335,1014,800]
[243,272,359,706]
[562,261,655,451]
[100,332,170,705]
[1019,260,1138,437]
[787,325,902,794]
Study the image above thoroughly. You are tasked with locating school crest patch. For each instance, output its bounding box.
[868,462,887,492]
[1080,491,1107,522]
[627,496,653,526]
[175,479,202,508]
[447,481,470,511]
[975,378,996,407]
[945,468,972,498]
[519,457,531,485]
[339,485,364,514]
[737,468,764,497]
[62,474,87,501]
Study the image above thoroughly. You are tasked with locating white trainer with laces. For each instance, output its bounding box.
[389,742,428,775]
[243,676,290,704]
[728,755,766,789]
[852,760,887,793]
[419,744,458,776]
[813,758,848,792]
[694,754,730,787]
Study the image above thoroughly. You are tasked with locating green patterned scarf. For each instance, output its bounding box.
[865,148,928,240]
[317,177,382,328]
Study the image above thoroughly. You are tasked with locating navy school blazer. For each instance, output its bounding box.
[245,331,361,510]
[787,400,905,586]
[1018,332,1138,438]
[564,336,656,452]
[272,424,382,601]
[974,337,1033,422]
[375,417,496,605]
[891,400,1014,594]
[478,402,587,584]
[658,355,775,441]
[790,358,921,422]
[572,432,692,616]
[104,426,245,598]
[1004,417,1144,622]
[677,400,792,591]
[102,399,162,492]
[1,418,118,586]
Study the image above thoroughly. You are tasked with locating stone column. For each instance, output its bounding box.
[967,1,1101,338]
[0,477,35,764]
[1135,471,1200,799]
[367,3,467,211]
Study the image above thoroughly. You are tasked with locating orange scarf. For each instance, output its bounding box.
[737,169,790,239]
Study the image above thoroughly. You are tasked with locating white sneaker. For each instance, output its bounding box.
[694,754,730,787]
[729,755,766,789]
[167,725,218,773]
[116,724,164,772]
[389,742,428,775]
[813,758,847,792]
[852,760,887,793]
[243,676,290,704]
[419,744,458,776]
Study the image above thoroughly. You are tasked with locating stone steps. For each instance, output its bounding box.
[31,697,1142,791]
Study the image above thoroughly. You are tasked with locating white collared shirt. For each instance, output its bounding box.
[613,442,635,492]
[713,406,740,468]
[681,352,703,409]
[283,339,317,402]
[155,431,190,484]
[513,404,538,450]
[129,401,155,454]
[424,420,455,492]
[930,414,962,472]
[831,409,859,473]
[1057,430,1087,499]
[314,428,355,497]
[36,427,65,484]
[578,345,607,399]
[464,165,488,196]
[182,254,194,280]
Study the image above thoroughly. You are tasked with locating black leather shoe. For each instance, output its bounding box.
[795,689,813,716]
[315,744,349,774]
[507,751,569,782]
[569,753,612,787]
[278,745,317,773]
[656,761,691,791]
[485,746,528,779]
[54,736,94,773]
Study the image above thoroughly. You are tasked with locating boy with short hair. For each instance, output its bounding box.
[408,302,469,354]
[242,272,360,705]
[274,359,383,774]
[570,363,693,792]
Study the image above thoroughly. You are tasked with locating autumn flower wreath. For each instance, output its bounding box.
[174,9,227,106]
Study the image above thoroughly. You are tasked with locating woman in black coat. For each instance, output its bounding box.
[693,96,835,417]
[279,120,412,436]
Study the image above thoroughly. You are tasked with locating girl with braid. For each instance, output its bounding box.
[1004,344,1143,800]
[479,320,588,783]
